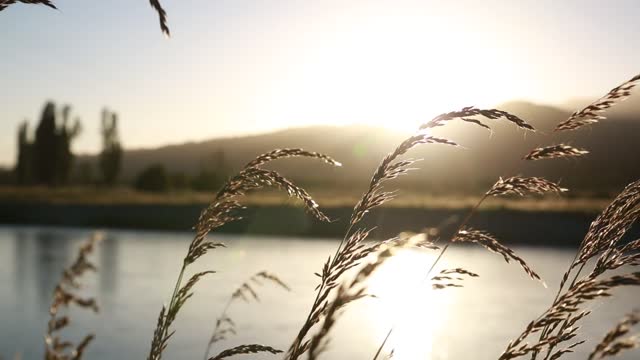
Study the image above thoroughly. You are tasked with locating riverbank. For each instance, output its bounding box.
[0,186,619,246]
[0,201,604,247]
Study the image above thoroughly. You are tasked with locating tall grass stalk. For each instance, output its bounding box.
[147,149,340,360]
[203,271,290,360]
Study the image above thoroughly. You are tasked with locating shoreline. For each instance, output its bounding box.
[0,201,607,247]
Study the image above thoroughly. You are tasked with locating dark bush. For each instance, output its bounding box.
[134,164,169,193]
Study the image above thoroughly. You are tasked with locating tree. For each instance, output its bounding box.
[134,164,169,193]
[55,105,82,185]
[99,109,123,186]
[15,120,33,185]
[29,101,81,186]
[34,102,57,185]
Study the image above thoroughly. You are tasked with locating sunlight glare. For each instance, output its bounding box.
[366,248,455,359]
[255,9,520,133]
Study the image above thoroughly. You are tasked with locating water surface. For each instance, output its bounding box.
[0,226,636,359]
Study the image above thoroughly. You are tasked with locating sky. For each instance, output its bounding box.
[0,0,639,166]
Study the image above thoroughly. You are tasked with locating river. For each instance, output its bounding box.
[0,226,636,359]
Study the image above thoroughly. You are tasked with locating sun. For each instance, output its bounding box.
[252,9,521,133]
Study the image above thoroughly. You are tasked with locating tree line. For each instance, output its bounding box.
[133,150,230,193]
[12,100,229,193]
[15,101,123,187]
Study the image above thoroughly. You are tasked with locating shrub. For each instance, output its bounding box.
[134,164,169,193]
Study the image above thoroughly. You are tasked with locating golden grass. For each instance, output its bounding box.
[0,185,613,213]
[147,149,340,360]
[44,234,101,360]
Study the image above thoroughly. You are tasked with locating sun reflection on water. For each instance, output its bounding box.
[365,248,456,360]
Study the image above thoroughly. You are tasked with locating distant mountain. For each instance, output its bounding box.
[80,100,640,195]
[95,124,407,185]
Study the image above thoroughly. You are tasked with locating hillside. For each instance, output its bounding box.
[79,100,640,195]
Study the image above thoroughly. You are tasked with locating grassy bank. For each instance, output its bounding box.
[0,186,617,246]
[0,199,606,247]
[0,185,612,211]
